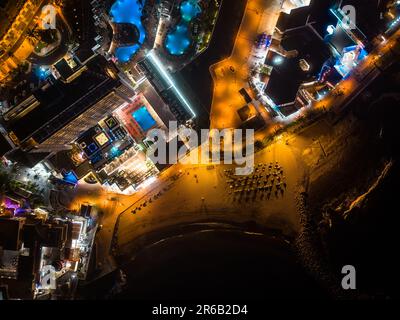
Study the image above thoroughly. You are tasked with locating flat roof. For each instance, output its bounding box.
[282,0,389,41]
[64,0,97,62]
[5,149,49,168]
[326,25,356,54]
[341,0,390,38]
[0,134,12,157]
[265,26,330,105]
[276,6,310,32]
[9,55,121,143]
[54,59,75,80]
[0,218,21,251]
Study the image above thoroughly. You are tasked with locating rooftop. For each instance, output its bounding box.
[326,25,356,54]
[265,25,330,105]
[64,0,98,63]
[7,55,121,144]
[0,218,22,251]
[278,0,391,42]
[0,134,12,157]
[54,59,75,81]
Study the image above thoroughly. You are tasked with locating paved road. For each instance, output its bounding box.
[209,0,281,130]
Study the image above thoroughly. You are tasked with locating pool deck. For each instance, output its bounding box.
[115,93,166,140]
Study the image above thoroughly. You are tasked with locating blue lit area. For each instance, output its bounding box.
[110,146,122,158]
[166,23,191,55]
[181,0,201,23]
[334,45,368,77]
[62,171,79,186]
[272,55,284,66]
[165,0,201,56]
[110,0,147,62]
[35,66,50,80]
[322,8,369,82]
[115,45,141,63]
[388,0,400,29]
[389,16,400,29]
[132,106,156,132]
[317,90,329,100]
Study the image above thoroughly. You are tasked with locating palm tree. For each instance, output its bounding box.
[26,27,41,46]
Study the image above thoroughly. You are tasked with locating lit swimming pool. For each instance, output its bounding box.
[165,0,201,56]
[165,23,191,56]
[181,0,201,22]
[133,106,156,132]
[110,0,147,62]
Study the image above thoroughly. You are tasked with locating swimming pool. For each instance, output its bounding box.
[165,23,191,56]
[132,106,156,132]
[165,0,201,56]
[110,0,147,62]
[181,0,201,22]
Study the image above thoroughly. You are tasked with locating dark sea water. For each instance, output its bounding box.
[114,230,328,300]
[326,162,400,298]
[325,62,400,299]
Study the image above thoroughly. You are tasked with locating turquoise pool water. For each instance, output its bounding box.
[165,23,191,56]
[165,0,201,56]
[133,106,156,131]
[110,0,147,62]
[181,0,201,22]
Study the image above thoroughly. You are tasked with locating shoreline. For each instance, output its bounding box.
[115,218,294,263]
[80,221,328,299]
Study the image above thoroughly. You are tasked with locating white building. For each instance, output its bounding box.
[282,0,311,14]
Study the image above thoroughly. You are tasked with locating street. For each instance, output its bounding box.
[209,0,281,130]
[66,114,341,281]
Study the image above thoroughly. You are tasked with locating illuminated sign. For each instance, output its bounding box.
[94,133,109,146]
